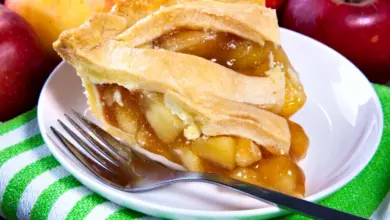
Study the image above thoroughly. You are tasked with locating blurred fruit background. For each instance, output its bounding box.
[5,0,114,58]
[0,0,388,122]
[281,0,390,85]
[0,4,45,121]
[0,0,115,121]
[259,0,389,86]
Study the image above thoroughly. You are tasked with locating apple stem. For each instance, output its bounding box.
[344,0,366,3]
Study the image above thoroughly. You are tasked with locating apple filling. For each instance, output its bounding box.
[96,30,309,197]
[144,29,307,117]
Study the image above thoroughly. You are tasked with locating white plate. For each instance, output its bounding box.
[38,28,384,219]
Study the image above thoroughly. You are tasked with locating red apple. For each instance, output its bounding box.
[282,0,390,84]
[0,4,46,121]
[266,0,285,9]
[5,0,114,59]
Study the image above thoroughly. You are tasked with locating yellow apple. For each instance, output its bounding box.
[5,0,114,58]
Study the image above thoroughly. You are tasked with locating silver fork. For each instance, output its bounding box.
[50,110,366,220]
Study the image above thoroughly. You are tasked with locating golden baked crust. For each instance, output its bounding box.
[112,0,266,24]
[53,0,304,166]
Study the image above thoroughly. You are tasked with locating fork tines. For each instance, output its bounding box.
[50,110,128,174]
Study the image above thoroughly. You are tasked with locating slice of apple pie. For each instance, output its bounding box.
[54,0,309,197]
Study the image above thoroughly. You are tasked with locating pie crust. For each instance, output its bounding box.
[54,0,308,197]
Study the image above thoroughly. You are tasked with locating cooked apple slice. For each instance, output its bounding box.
[114,105,138,134]
[174,147,203,172]
[288,120,309,162]
[229,167,260,185]
[222,40,272,71]
[101,86,115,106]
[157,30,219,57]
[191,136,237,170]
[144,94,185,144]
[235,138,262,167]
[253,156,305,197]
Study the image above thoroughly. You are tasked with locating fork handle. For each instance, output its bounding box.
[176,172,366,220]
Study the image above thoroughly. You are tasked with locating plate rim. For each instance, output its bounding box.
[37,28,384,218]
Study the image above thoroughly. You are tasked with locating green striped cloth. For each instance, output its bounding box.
[0,84,389,220]
[0,109,148,220]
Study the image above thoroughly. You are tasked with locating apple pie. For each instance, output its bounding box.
[54,0,309,197]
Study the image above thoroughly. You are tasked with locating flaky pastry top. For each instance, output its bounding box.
[54,0,293,157]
